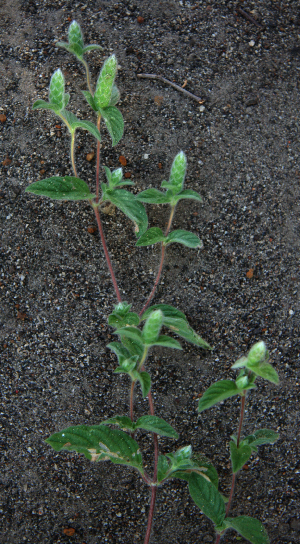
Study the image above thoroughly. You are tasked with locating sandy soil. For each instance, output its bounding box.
[0,1,299,543]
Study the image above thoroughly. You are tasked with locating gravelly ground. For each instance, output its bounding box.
[0,1,300,543]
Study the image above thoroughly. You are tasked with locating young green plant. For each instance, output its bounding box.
[25,21,279,544]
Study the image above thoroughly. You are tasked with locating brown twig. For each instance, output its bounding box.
[137,73,204,104]
[237,7,264,29]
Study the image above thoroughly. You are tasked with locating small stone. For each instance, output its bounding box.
[86,152,95,162]
[154,95,164,107]
[246,268,254,279]
[124,172,131,178]
[143,153,149,159]
[119,155,127,166]
[87,226,97,234]
[2,157,11,166]
[249,40,255,47]
[199,105,205,112]
[63,528,76,536]
[137,16,144,24]
[0,114,7,123]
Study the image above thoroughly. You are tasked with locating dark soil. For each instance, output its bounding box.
[1,1,299,543]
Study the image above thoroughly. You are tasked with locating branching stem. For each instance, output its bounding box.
[139,205,175,317]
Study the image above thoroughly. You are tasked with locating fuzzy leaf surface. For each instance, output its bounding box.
[151,335,183,350]
[99,106,124,146]
[166,229,202,249]
[46,424,143,472]
[172,189,202,203]
[109,85,120,106]
[136,227,166,246]
[198,380,243,412]
[230,441,252,473]
[250,362,279,384]
[162,316,211,349]
[32,99,60,112]
[135,189,171,204]
[141,304,186,321]
[104,188,148,236]
[82,91,97,111]
[137,371,151,398]
[107,342,131,361]
[189,472,225,526]
[225,516,269,544]
[168,151,187,193]
[25,176,93,200]
[246,429,279,447]
[101,416,135,431]
[114,326,143,346]
[83,44,102,54]
[135,416,178,438]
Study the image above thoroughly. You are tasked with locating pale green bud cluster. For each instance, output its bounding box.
[68,21,84,50]
[169,151,187,192]
[94,55,118,110]
[49,69,65,110]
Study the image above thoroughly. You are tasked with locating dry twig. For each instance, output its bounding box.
[137,73,204,103]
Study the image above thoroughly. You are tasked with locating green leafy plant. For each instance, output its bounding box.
[26,22,279,544]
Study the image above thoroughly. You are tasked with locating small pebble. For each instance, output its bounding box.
[199,105,205,112]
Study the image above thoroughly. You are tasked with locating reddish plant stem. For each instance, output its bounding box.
[93,206,122,302]
[139,206,175,317]
[215,393,246,544]
[95,115,101,202]
[139,245,165,316]
[143,486,157,544]
[130,381,135,422]
[142,382,159,544]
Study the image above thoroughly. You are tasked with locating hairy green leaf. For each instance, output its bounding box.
[250,362,279,384]
[163,316,211,349]
[189,472,225,527]
[225,516,270,544]
[25,176,94,201]
[198,380,243,412]
[135,189,171,204]
[104,188,148,236]
[99,106,124,146]
[82,90,98,111]
[32,99,60,112]
[82,44,102,54]
[135,416,178,439]
[68,20,84,51]
[136,227,166,247]
[166,229,202,249]
[172,189,202,203]
[46,424,144,473]
[243,429,279,449]
[141,304,186,321]
[114,326,144,346]
[142,310,163,345]
[230,441,252,473]
[151,335,183,350]
[101,416,135,431]
[109,84,121,106]
[137,371,151,398]
[107,342,131,361]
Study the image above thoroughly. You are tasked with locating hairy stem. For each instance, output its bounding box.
[96,114,101,202]
[93,206,122,302]
[143,486,157,544]
[130,380,135,422]
[139,245,165,317]
[215,394,246,544]
[143,388,158,544]
[82,58,93,95]
[70,132,78,177]
[139,206,175,317]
